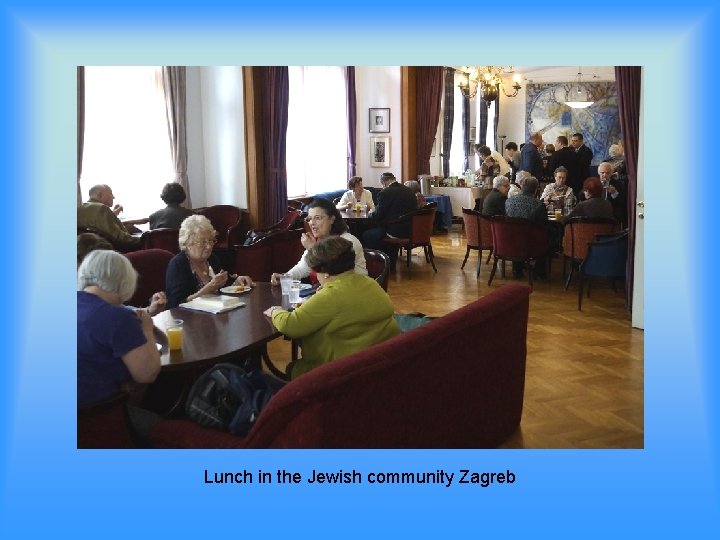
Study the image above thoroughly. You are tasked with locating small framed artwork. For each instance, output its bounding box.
[469,126,476,141]
[369,107,390,133]
[370,136,391,167]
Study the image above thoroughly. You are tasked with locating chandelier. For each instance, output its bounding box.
[564,67,594,109]
[457,66,522,107]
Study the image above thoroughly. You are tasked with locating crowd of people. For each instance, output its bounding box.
[77,136,628,441]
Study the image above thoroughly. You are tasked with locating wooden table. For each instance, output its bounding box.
[152,282,283,372]
[146,282,285,416]
[339,208,372,238]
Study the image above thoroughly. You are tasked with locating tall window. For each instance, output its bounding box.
[80,66,174,218]
[286,66,348,196]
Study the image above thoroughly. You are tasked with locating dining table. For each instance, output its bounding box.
[145,282,286,416]
[339,207,372,238]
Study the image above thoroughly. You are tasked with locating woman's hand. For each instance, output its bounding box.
[232,275,254,287]
[263,306,283,318]
[135,308,155,335]
[147,291,167,316]
[300,232,316,250]
[207,270,228,292]
[270,273,281,286]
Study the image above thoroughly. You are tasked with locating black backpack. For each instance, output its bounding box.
[185,363,285,435]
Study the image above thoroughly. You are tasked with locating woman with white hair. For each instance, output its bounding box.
[165,215,253,309]
[508,170,530,198]
[77,250,161,406]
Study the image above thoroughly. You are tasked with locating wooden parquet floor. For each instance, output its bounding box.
[266,227,644,449]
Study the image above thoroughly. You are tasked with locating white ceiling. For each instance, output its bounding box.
[511,66,616,83]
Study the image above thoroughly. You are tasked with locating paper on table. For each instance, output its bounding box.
[179,295,246,314]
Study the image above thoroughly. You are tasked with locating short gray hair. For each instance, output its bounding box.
[608,144,623,159]
[178,215,216,251]
[77,250,137,302]
[492,175,510,189]
[515,170,531,186]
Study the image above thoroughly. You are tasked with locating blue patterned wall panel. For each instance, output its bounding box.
[525,82,619,166]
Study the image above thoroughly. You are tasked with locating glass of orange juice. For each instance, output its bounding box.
[167,319,184,350]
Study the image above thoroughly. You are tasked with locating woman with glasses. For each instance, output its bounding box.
[165,215,253,308]
[270,198,367,286]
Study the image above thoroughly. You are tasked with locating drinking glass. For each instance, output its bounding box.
[167,319,184,350]
[280,273,293,295]
[289,281,302,305]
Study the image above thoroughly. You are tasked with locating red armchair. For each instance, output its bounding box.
[151,284,531,448]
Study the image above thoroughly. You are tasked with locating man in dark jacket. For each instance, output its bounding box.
[482,175,510,216]
[362,173,418,262]
[504,176,549,279]
[519,132,545,179]
[571,132,593,186]
[545,135,580,193]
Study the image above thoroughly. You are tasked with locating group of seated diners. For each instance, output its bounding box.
[77,178,412,444]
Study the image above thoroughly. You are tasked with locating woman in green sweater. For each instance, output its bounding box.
[264,237,400,379]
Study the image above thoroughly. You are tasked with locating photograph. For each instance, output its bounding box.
[369,107,390,133]
[370,136,390,167]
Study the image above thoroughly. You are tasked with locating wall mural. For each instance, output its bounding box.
[525,81,619,166]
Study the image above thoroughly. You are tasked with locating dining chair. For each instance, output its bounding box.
[461,208,494,278]
[382,207,437,272]
[196,205,244,250]
[77,391,135,448]
[364,249,390,291]
[232,228,304,282]
[577,230,628,310]
[488,216,550,289]
[243,210,303,246]
[124,248,174,309]
[140,227,180,254]
[562,217,619,290]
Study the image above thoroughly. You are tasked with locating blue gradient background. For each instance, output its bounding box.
[1,1,718,537]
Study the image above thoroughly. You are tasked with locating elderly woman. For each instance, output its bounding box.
[404,180,426,208]
[562,177,614,223]
[265,237,400,379]
[148,182,195,230]
[78,232,167,315]
[508,170,530,198]
[165,215,253,308]
[77,250,161,406]
[336,176,375,211]
[540,166,576,210]
[270,198,367,285]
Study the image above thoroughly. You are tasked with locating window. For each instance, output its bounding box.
[285,66,348,197]
[80,66,174,218]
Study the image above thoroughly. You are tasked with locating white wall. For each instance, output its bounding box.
[355,66,401,187]
[186,66,248,209]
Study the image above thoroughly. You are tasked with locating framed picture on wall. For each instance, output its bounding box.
[370,136,391,167]
[369,108,390,133]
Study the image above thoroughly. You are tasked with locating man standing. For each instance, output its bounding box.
[519,132,545,180]
[546,135,580,193]
[597,161,627,225]
[362,172,417,263]
[474,145,510,176]
[77,184,141,250]
[571,132,593,184]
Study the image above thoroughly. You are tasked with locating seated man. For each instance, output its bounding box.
[596,161,627,225]
[77,184,141,250]
[505,176,549,278]
[482,175,510,216]
[362,172,417,265]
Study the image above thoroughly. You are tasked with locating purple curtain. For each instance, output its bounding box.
[462,95,470,171]
[615,66,641,311]
[77,66,84,206]
[161,66,191,207]
[345,67,357,179]
[441,68,454,178]
[493,99,500,151]
[478,98,488,150]
[258,66,289,226]
[415,66,444,175]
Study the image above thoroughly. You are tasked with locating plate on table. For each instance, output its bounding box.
[219,285,253,295]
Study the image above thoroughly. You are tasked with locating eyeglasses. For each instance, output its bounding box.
[188,238,217,247]
[305,215,328,224]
